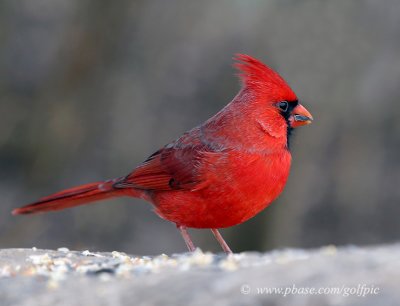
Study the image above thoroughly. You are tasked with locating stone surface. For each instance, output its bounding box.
[0,244,399,306]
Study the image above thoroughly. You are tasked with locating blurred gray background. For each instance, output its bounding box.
[0,0,399,255]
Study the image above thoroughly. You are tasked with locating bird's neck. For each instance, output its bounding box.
[201,97,289,153]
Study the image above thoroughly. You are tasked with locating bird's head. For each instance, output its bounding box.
[234,54,312,146]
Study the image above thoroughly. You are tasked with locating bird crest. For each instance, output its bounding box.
[233,54,297,101]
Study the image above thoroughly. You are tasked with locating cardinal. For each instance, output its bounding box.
[13,54,312,254]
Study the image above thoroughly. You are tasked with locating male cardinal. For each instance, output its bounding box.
[13,54,312,254]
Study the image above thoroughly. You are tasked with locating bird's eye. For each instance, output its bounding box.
[277,101,289,112]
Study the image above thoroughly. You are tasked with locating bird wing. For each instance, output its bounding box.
[113,144,226,192]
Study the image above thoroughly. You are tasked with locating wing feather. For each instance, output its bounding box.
[114,144,225,191]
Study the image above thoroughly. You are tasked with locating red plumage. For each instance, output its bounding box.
[13,54,313,253]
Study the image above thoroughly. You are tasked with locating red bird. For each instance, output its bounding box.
[13,54,312,253]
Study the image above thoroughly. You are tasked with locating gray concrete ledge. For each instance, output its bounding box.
[0,244,399,306]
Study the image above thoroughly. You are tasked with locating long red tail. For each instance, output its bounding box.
[12,178,134,215]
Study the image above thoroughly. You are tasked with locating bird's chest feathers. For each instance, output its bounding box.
[230,151,290,198]
[203,150,291,219]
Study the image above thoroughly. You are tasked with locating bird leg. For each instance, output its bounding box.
[211,228,233,254]
[177,225,196,252]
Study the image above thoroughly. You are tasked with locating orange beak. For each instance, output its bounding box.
[290,104,313,128]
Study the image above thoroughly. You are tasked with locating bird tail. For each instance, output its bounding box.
[12,178,138,215]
